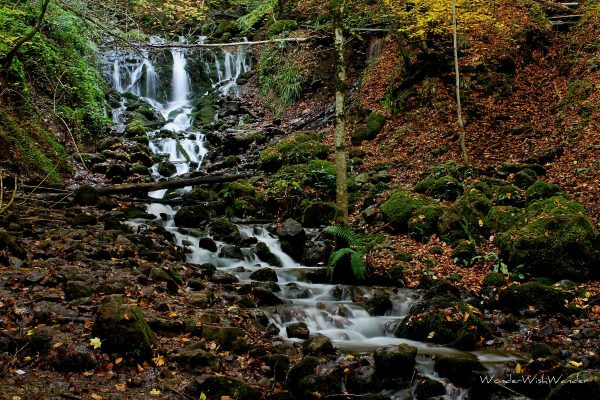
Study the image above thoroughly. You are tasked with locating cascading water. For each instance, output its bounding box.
[104,38,521,400]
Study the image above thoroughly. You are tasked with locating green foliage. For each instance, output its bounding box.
[267,19,298,38]
[258,45,303,113]
[234,0,278,32]
[324,226,367,281]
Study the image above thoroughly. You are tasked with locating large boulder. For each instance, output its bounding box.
[547,371,600,400]
[495,197,598,280]
[434,355,486,387]
[380,189,428,231]
[174,205,210,228]
[255,242,283,267]
[210,218,241,245]
[93,295,156,357]
[374,344,418,379]
[497,282,566,313]
[276,219,306,261]
[184,374,261,400]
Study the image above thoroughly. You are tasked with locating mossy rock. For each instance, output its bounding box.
[495,197,598,279]
[124,120,146,138]
[434,355,486,388]
[274,131,328,165]
[526,180,561,202]
[374,344,417,379]
[396,295,490,350]
[414,175,462,201]
[512,169,538,189]
[174,205,211,228]
[182,188,216,205]
[381,189,428,231]
[223,179,256,197]
[351,112,387,145]
[184,374,260,400]
[259,148,283,172]
[497,282,566,312]
[210,218,241,245]
[157,160,177,177]
[452,240,478,267]
[302,201,336,228]
[459,189,492,214]
[491,184,525,207]
[0,229,26,259]
[255,242,283,267]
[430,160,470,180]
[222,155,237,168]
[407,205,444,241]
[367,112,387,134]
[486,206,525,233]
[267,20,298,37]
[437,199,483,244]
[482,272,506,289]
[500,163,545,176]
[93,295,156,358]
[73,185,99,206]
[546,371,600,400]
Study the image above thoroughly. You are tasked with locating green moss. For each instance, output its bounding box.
[437,199,484,244]
[496,197,598,279]
[223,179,256,197]
[497,282,566,312]
[381,189,428,231]
[210,218,241,244]
[407,205,444,241]
[367,112,387,132]
[482,272,505,288]
[267,19,298,37]
[414,175,463,201]
[452,240,478,267]
[222,155,237,167]
[351,112,387,145]
[259,147,283,172]
[486,206,525,233]
[274,131,328,165]
[512,169,538,189]
[526,180,561,202]
[459,189,493,214]
[491,184,525,207]
[302,201,336,228]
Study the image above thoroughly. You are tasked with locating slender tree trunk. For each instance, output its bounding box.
[1,0,52,70]
[452,0,469,165]
[332,0,348,225]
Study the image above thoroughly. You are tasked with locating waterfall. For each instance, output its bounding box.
[171,49,190,106]
[144,58,158,101]
[113,60,123,92]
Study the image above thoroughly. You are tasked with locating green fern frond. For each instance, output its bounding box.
[323,225,362,247]
[327,248,354,273]
[350,251,366,280]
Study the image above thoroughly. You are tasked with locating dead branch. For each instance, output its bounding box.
[96,174,250,195]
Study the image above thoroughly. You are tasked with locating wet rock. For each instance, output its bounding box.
[93,294,156,357]
[250,267,278,282]
[189,292,211,308]
[303,334,334,355]
[295,374,342,399]
[73,185,99,205]
[49,344,98,372]
[219,244,244,260]
[374,344,417,379]
[173,342,218,371]
[210,218,241,244]
[287,356,319,392]
[302,201,336,228]
[98,137,122,151]
[249,287,284,306]
[547,371,600,400]
[198,237,218,251]
[174,205,210,228]
[302,240,328,266]
[497,282,566,313]
[286,322,310,339]
[64,280,93,300]
[29,326,56,354]
[185,374,261,400]
[276,219,306,261]
[211,270,239,284]
[255,241,282,267]
[346,366,378,394]
[415,377,446,400]
[262,354,290,382]
[434,355,486,387]
[105,162,128,179]
[70,212,97,226]
[33,301,78,323]
[199,325,245,349]
[363,291,393,316]
[149,266,183,292]
[285,283,311,299]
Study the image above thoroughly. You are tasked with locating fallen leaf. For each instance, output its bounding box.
[427,331,436,339]
[115,383,126,391]
[515,363,522,373]
[115,357,123,365]
[149,389,161,396]
[89,337,102,349]
[83,371,94,377]
[568,360,583,368]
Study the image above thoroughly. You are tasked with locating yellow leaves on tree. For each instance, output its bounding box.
[134,0,208,31]
[383,0,495,38]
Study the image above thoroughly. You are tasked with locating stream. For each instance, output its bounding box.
[103,37,522,399]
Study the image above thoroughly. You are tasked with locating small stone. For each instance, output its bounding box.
[286,322,309,339]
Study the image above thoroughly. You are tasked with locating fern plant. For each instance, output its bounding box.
[323,226,368,280]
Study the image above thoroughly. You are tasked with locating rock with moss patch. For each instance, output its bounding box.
[184,374,260,400]
[174,205,210,228]
[437,199,483,245]
[546,371,600,400]
[286,322,309,339]
[249,267,278,282]
[381,189,428,231]
[93,294,156,357]
[497,282,565,312]
[124,120,146,138]
[0,229,26,259]
[303,334,335,355]
[495,197,598,279]
[486,206,525,233]
[374,344,417,379]
[268,19,298,37]
[408,205,444,241]
[459,189,493,214]
[73,185,99,206]
[434,355,486,387]
[491,184,525,207]
[526,180,561,202]
[396,295,490,350]
[415,378,446,400]
[452,240,478,267]
[255,242,283,267]
[157,160,177,177]
[210,218,241,245]
[414,175,463,201]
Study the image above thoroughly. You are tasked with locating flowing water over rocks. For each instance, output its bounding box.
[103,38,523,399]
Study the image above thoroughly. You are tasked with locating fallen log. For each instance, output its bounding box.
[145,37,310,49]
[97,174,250,195]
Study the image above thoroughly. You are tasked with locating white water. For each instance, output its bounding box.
[106,37,521,399]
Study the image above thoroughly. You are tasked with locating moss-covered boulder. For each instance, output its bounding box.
[381,189,428,231]
[174,205,211,228]
[512,168,538,189]
[269,131,328,166]
[351,112,387,145]
[268,19,298,37]
[184,374,261,400]
[93,295,156,357]
[452,239,478,267]
[434,355,486,387]
[547,371,600,400]
[495,197,599,279]
[374,344,417,379]
[482,272,506,290]
[259,147,283,172]
[437,199,483,244]
[210,218,241,245]
[526,180,561,202]
[408,205,444,241]
[124,120,146,138]
[73,185,99,206]
[490,184,525,207]
[302,201,336,228]
[486,206,525,233]
[414,175,463,201]
[182,187,216,205]
[222,179,256,197]
[459,189,493,214]
[497,282,566,313]
[396,296,490,350]
[157,160,177,177]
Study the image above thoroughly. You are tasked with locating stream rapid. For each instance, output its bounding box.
[103,37,521,399]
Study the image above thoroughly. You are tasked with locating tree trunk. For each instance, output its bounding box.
[332,0,348,225]
[1,0,52,70]
[96,174,249,195]
[452,0,469,165]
